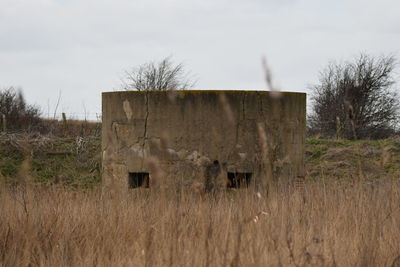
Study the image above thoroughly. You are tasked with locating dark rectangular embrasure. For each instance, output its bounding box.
[128,172,150,188]
[227,172,252,188]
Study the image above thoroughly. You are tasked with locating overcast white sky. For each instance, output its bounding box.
[1,0,399,120]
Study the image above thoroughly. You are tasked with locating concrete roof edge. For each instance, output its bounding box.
[102,90,306,95]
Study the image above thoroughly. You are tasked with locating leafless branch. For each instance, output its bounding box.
[121,57,196,91]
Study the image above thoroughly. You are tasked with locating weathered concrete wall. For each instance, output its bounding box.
[102,90,306,190]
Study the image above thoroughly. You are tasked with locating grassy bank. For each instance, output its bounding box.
[0,134,101,188]
[1,134,399,187]
[305,138,400,182]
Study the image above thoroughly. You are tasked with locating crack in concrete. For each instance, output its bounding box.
[242,93,246,120]
[235,121,239,144]
[257,92,267,123]
[143,92,149,143]
[141,92,149,168]
[231,93,245,160]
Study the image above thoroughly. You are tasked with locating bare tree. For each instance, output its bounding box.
[309,54,399,139]
[121,57,195,91]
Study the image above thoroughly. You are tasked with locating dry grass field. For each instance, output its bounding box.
[1,135,400,266]
[1,181,400,267]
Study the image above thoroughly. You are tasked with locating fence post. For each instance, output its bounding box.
[335,116,341,140]
[62,112,67,136]
[2,114,6,132]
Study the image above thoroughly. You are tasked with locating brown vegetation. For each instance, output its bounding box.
[38,119,101,137]
[0,181,399,266]
[0,119,399,266]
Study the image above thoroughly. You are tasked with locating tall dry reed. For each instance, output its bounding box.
[1,181,400,267]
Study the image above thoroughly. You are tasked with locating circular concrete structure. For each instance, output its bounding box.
[101,90,306,190]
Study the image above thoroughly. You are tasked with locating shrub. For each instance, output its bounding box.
[0,87,41,132]
[121,57,195,91]
[308,54,399,139]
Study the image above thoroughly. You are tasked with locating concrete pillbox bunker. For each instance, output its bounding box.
[102,90,306,190]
